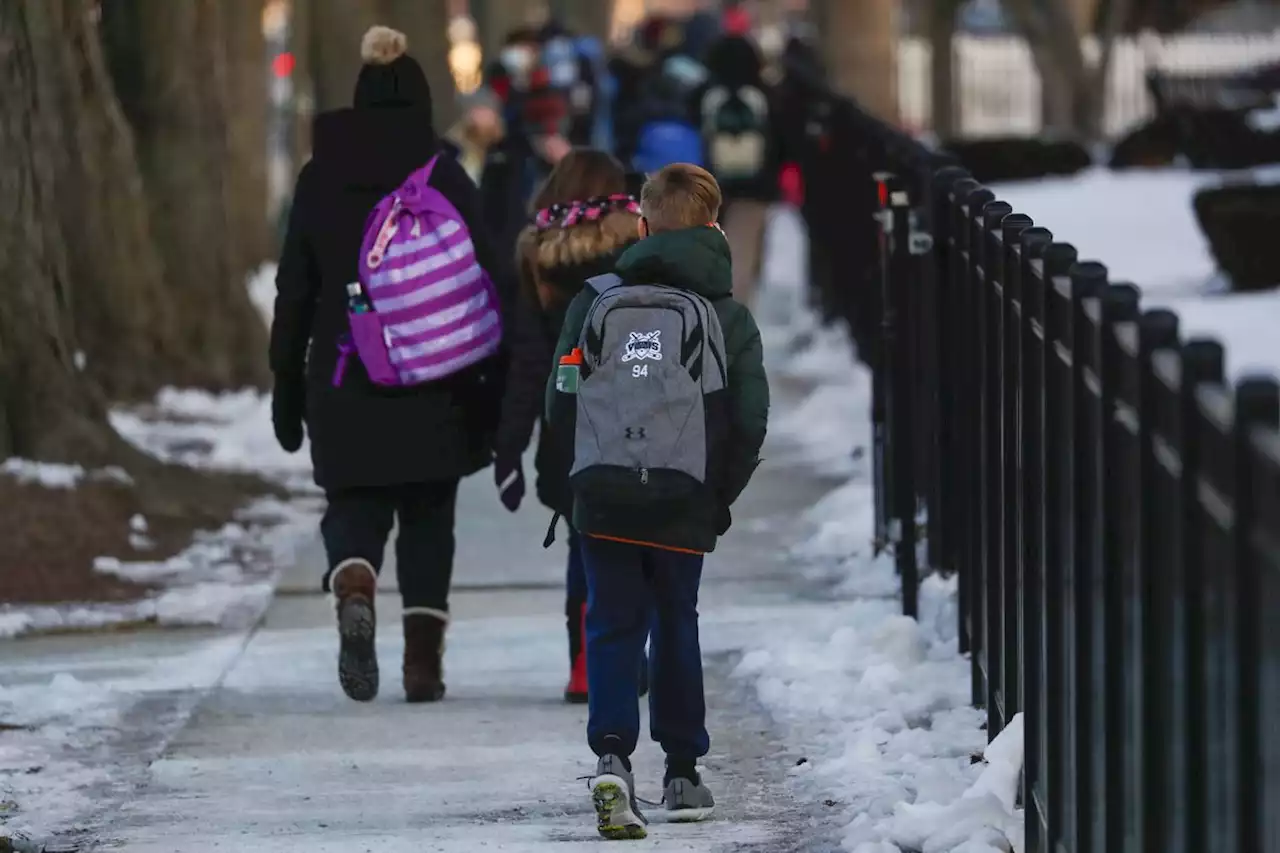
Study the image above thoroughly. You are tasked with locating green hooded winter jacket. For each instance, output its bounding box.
[544,225,770,553]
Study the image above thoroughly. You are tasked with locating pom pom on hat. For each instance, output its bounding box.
[362,26,407,66]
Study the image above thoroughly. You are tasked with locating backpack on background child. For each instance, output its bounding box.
[339,154,503,389]
[700,83,770,184]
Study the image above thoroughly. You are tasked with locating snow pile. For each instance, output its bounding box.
[111,387,315,492]
[0,460,132,489]
[737,508,1016,851]
[738,208,1022,851]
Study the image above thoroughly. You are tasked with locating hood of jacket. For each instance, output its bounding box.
[310,107,438,190]
[614,226,732,299]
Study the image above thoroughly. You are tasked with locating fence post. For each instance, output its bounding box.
[929,165,969,583]
[1233,378,1279,853]
[1091,282,1141,853]
[1067,260,1108,853]
[1120,309,1181,853]
[871,170,894,559]
[958,183,992,703]
[1248,424,1280,853]
[1035,240,1079,853]
[888,176,920,618]
[1173,339,1224,853]
[979,199,1012,733]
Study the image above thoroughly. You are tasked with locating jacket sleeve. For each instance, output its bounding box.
[494,284,552,458]
[721,304,770,505]
[544,288,595,422]
[269,161,320,380]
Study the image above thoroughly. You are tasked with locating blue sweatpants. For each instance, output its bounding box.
[580,536,708,761]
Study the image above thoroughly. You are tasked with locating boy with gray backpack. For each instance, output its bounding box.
[543,164,769,839]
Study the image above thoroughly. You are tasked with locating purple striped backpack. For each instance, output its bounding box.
[335,154,502,388]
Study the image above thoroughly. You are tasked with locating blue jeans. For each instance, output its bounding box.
[580,536,708,761]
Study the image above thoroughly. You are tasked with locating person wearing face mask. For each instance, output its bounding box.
[442,87,530,281]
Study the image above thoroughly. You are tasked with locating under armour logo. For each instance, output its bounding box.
[621,331,662,362]
[625,427,647,440]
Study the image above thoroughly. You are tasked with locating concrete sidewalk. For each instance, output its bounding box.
[93,449,843,852]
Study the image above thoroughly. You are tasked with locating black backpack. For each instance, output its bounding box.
[700,85,770,182]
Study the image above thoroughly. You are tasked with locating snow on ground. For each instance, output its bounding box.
[0,634,251,845]
[110,387,315,493]
[729,208,1022,852]
[0,460,132,489]
[991,168,1280,378]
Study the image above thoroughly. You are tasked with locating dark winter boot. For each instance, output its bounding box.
[403,609,448,703]
[332,558,379,702]
[565,600,588,704]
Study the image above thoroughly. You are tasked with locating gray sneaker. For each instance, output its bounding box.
[590,754,648,840]
[663,775,715,822]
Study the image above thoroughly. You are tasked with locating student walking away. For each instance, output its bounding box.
[697,31,783,308]
[492,151,642,704]
[271,27,510,705]
[544,164,770,837]
[442,87,531,280]
[629,55,709,176]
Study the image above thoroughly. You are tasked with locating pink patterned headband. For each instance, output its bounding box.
[534,194,640,230]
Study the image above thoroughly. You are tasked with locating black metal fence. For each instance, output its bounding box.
[796,90,1280,853]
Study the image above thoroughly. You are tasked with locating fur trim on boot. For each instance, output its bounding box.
[403,609,448,703]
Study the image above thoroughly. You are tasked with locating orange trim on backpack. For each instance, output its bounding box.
[585,533,706,556]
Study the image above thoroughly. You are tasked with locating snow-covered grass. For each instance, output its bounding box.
[0,460,132,489]
[1,263,317,642]
[991,168,1280,378]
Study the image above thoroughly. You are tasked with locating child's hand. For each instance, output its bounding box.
[493,453,525,512]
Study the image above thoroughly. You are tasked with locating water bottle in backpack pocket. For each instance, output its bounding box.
[569,274,730,522]
[701,85,770,182]
[333,153,503,388]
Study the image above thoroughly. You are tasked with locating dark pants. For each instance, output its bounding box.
[580,536,708,761]
[566,528,588,604]
[320,480,460,611]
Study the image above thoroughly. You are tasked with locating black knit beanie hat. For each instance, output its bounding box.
[353,26,433,115]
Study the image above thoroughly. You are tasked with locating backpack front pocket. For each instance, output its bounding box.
[347,311,398,386]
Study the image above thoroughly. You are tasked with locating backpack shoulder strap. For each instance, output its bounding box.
[586,273,623,294]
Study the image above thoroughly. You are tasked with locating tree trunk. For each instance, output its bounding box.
[1002,0,1131,140]
[816,0,900,124]
[929,0,959,138]
[0,0,132,462]
[379,0,459,128]
[302,0,379,113]
[222,0,273,274]
[23,0,200,402]
[101,0,270,391]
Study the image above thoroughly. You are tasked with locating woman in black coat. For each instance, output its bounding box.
[270,26,509,705]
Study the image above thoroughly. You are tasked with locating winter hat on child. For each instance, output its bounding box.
[354,26,433,114]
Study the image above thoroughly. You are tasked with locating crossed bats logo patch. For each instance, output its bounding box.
[621,330,662,362]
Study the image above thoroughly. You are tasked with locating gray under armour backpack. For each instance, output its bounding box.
[569,273,730,516]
